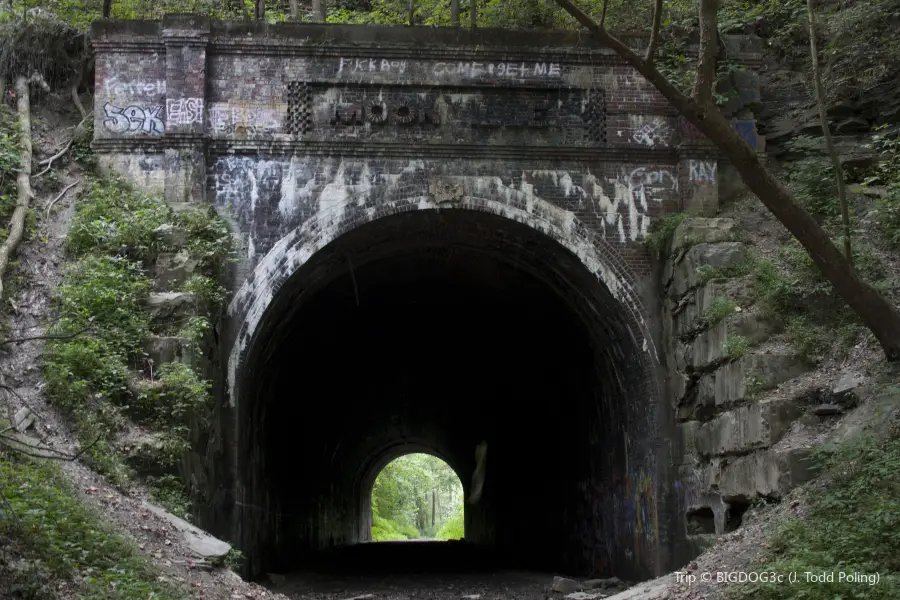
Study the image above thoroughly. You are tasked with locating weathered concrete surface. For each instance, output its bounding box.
[671,243,748,297]
[686,312,782,369]
[696,353,812,407]
[702,448,819,498]
[693,398,805,457]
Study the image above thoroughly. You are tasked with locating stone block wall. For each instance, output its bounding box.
[662,217,820,551]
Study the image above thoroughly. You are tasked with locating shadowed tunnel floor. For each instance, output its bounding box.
[234,209,660,581]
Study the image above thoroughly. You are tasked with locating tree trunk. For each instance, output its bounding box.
[408,0,414,26]
[470,0,476,29]
[102,0,112,18]
[0,76,36,301]
[431,490,436,527]
[289,0,299,20]
[312,0,326,22]
[255,0,265,21]
[807,0,851,263]
[451,0,460,26]
[553,0,900,361]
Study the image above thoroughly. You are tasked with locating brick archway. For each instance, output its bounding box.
[225,189,668,581]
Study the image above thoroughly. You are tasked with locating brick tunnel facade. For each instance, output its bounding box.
[89,16,761,583]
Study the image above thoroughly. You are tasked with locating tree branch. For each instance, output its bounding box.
[553,0,900,360]
[0,327,90,346]
[599,0,609,28]
[692,0,719,105]
[645,0,664,65]
[0,431,103,461]
[46,180,79,219]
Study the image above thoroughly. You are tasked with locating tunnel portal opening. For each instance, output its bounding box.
[368,453,465,543]
[235,207,660,580]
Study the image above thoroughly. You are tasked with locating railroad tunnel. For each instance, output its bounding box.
[230,206,666,582]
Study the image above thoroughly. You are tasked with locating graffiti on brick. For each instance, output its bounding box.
[104,78,166,98]
[166,97,205,127]
[209,102,281,136]
[338,58,408,74]
[688,160,717,184]
[631,117,672,147]
[102,102,164,135]
[731,119,758,150]
[433,61,561,78]
[626,167,678,194]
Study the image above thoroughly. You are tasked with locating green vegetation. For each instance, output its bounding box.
[701,296,738,329]
[644,212,687,255]
[434,506,465,540]
[42,176,231,508]
[0,450,184,599]
[370,453,464,541]
[730,431,900,600]
[723,334,751,359]
[696,257,755,286]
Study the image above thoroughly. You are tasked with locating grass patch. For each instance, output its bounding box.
[729,431,900,600]
[701,296,739,329]
[0,450,186,599]
[724,334,752,359]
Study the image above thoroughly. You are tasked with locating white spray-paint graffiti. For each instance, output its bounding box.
[102,102,164,135]
[553,167,677,243]
[208,102,281,135]
[166,97,204,127]
[338,58,408,74]
[688,160,717,184]
[631,117,672,147]
[104,78,166,98]
[433,61,561,78]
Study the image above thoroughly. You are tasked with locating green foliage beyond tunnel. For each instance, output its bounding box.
[371,453,464,541]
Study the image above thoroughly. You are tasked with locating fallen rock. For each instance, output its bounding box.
[154,223,187,247]
[832,371,864,406]
[565,593,605,600]
[153,250,200,291]
[120,430,173,476]
[552,576,583,594]
[146,292,196,322]
[460,595,482,599]
[142,501,231,559]
[813,404,844,416]
[12,406,35,433]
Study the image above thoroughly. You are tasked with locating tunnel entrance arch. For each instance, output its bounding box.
[226,192,668,582]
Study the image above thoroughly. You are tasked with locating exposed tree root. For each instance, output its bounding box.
[0,73,46,301]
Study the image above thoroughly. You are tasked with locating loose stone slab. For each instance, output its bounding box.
[143,501,231,559]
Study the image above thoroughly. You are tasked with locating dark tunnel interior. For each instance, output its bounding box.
[235,209,660,581]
